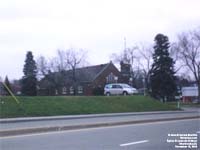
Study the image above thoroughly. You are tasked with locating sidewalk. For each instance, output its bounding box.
[0,108,198,123]
[0,108,199,137]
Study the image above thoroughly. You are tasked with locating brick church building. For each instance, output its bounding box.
[37,61,131,96]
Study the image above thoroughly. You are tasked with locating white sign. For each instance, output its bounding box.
[182,87,198,97]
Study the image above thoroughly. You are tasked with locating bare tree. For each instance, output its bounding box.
[46,50,70,73]
[136,44,153,94]
[111,46,138,68]
[36,50,68,78]
[56,49,70,71]
[65,48,87,70]
[64,48,88,95]
[175,29,200,102]
[37,56,48,78]
[110,45,153,92]
[36,48,87,95]
[170,42,186,73]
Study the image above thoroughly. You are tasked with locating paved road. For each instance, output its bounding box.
[0,111,199,131]
[0,119,199,150]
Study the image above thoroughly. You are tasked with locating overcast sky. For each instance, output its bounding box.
[0,0,200,80]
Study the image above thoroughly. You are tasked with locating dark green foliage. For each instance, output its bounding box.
[4,76,12,95]
[132,70,144,89]
[92,87,104,95]
[150,34,177,102]
[40,70,68,95]
[21,51,37,96]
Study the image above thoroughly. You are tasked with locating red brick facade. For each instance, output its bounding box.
[38,62,123,96]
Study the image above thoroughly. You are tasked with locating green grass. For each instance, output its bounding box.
[167,101,200,107]
[0,96,178,118]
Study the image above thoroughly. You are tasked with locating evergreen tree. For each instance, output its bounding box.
[149,34,177,102]
[4,76,12,95]
[21,51,37,96]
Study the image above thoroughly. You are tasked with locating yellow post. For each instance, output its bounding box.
[2,82,20,104]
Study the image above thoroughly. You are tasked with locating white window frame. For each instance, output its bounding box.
[70,86,74,94]
[106,72,117,83]
[78,86,83,94]
[62,87,67,94]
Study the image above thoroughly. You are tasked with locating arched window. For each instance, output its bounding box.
[62,87,67,94]
[78,86,83,94]
[106,73,118,83]
[70,86,74,94]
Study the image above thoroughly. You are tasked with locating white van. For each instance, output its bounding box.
[104,83,138,96]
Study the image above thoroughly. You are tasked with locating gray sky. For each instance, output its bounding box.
[0,0,200,80]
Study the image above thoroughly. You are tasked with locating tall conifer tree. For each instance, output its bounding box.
[4,76,12,95]
[21,51,37,96]
[150,34,177,102]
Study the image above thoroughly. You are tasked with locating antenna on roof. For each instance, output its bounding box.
[124,37,126,51]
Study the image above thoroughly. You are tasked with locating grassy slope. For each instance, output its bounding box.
[0,96,177,118]
[167,101,200,107]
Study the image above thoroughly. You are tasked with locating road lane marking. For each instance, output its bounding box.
[120,140,149,146]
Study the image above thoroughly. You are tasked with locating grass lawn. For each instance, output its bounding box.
[0,96,178,118]
[167,101,200,107]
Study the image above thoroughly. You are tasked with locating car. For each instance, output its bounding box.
[104,83,138,96]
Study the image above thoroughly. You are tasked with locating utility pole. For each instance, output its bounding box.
[124,37,127,51]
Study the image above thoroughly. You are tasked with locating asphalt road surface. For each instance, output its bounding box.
[0,119,199,150]
[1,111,199,131]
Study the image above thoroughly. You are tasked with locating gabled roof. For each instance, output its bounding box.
[69,63,110,82]
[39,62,114,88]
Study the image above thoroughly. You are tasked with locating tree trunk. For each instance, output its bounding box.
[72,68,76,95]
[198,82,200,103]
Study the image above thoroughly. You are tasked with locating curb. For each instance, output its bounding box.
[0,110,197,124]
[0,116,199,137]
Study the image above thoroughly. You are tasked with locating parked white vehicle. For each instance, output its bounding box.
[104,83,138,96]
